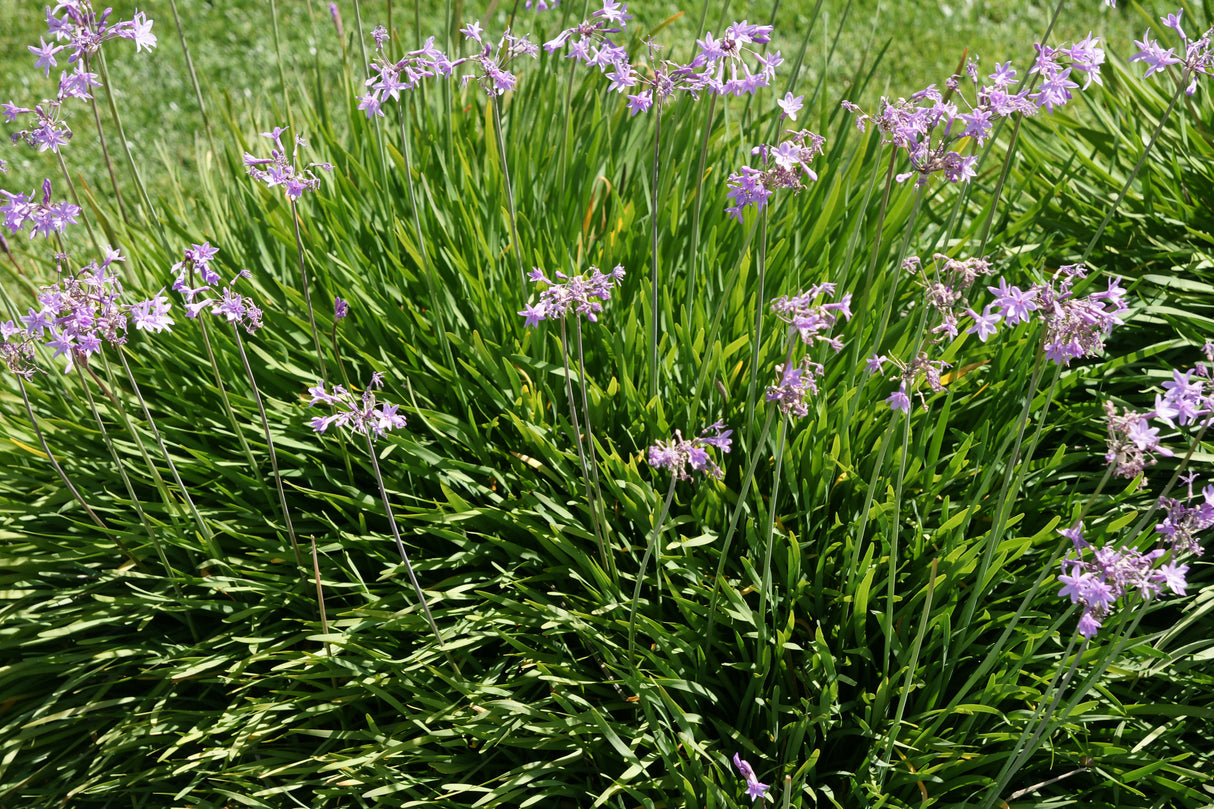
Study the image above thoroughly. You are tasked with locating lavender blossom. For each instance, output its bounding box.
[725,127,826,220]
[766,358,823,417]
[1132,12,1214,94]
[647,422,733,481]
[307,372,407,439]
[357,31,453,117]
[20,248,178,372]
[1155,477,1214,556]
[1104,401,1173,481]
[731,753,770,803]
[40,2,157,62]
[169,244,263,333]
[843,40,1100,186]
[1,179,82,238]
[518,264,625,326]
[1057,522,1188,638]
[769,283,852,348]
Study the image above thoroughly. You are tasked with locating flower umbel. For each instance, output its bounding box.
[518,264,625,326]
[307,373,407,439]
[647,421,732,481]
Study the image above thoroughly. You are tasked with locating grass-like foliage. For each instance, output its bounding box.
[1,1,1212,807]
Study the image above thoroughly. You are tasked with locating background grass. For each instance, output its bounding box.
[1,0,1213,807]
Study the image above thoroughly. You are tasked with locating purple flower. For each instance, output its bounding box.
[647,422,732,481]
[334,296,349,320]
[776,91,804,121]
[244,126,333,199]
[128,291,174,333]
[1056,522,1188,639]
[308,374,408,440]
[28,38,63,77]
[518,264,625,325]
[731,753,770,803]
[965,305,1001,342]
[766,358,823,418]
[886,383,912,413]
[725,129,825,219]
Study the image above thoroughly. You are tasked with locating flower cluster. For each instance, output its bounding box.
[869,351,952,413]
[1131,10,1214,94]
[647,422,733,481]
[1034,264,1128,365]
[34,1,157,67]
[243,126,333,200]
[1,179,82,238]
[458,23,540,97]
[1057,521,1189,638]
[543,0,630,71]
[915,262,1126,369]
[3,64,102,153]
[903,253,998,340]
[518,264,626,326]
[357,31,454,117]
[725,124,826,220]
[1156,474,1214,556]
[5,2,155,153]
[731,753,770,803]
[548,5,778,114]
[170,244,264,333]
[307,372,408,440]
[766,358,824,418]
[769,283,853,349]
[843,38,1102,186]
[12,248,172,373]
[1104,401,1173,481]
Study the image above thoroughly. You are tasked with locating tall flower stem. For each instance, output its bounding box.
[576,319,613,578]
[559,319,612,578]
[198,314,264,485]
[116,347,220,561]
[75,366,173,578]
[648,103,664,401]
[397,111,455,376]
[755,411,789,651]
[94,52,170,255]
[232,326,304,569]
[362,430,460,675]
[15,376,119,550]
[684,94,718,322]
[742,208,770,458]
[628,475,678,662]
[289,198,329,382]
[84,74,128,221]
[491,96,526,290]
[166,0,216,154]
[702,407,777,655]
